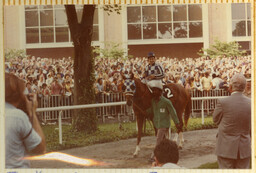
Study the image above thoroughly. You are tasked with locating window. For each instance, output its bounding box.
[25,5,99,44]
[237,41,251,55]
[127,4,202,40]
[231,3,251,37]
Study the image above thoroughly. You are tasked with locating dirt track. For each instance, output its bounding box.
[30,128,218,169]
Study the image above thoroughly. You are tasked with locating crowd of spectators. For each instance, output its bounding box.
[5,56,74,98]
[94,55,251,95]
[5,55,251,99]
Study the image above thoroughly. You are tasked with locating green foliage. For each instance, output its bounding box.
[43,117,216,152]
[102,5,122,15]
[93,42,132,60]
[5,49,27,60]
[198,39,246,58]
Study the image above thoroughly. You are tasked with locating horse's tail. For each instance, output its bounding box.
[184,92,192,130]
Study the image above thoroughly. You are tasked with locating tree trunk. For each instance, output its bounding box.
[65,5,97,133]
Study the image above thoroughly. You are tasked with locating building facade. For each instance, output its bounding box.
[4,3,251,59]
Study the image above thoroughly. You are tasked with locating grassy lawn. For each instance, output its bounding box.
[43,116,217,152]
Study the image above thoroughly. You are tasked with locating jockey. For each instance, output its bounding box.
[146,81,180,163]
[143,52,165,92]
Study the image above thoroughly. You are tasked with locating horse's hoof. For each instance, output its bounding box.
[133,154,137,158]
[178,146,183,150]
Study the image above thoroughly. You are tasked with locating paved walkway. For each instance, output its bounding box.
[31,129,218,169]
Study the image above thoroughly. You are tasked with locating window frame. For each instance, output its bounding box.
[126,4,203,43]
[24,5,100,49]
[231,3,251,38]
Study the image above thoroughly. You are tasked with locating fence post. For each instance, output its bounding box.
[201,100,204,124]
[59,111,63,144]
[102,94,105,123]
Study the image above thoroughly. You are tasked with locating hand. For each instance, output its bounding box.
[147,75,155,80]
[25,93,38,119]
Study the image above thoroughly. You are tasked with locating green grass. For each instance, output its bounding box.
[43,117,217,152]
[196,161,218,169]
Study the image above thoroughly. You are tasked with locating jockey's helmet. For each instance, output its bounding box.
[147,52,155,58]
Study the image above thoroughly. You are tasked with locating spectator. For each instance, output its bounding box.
[38,73,45,88]
[41,83,50,97]
[50,77,63,95]
[64,74,73,87]
[5,73,46,168]
[95,77,105,110]
[201,72,212,91]
[213,73,251,169]
[5,62,10,73]
[194,76,202,90]
[219,75,229,91]
[64,81,73,96]
[24,82,33,94]
[31,79,39,94]
[56,73,64,85]
[175,74,183,86]
[212,73,223,90]
[110,78,118,93]
[152,139,182,168]
[46,73,54,86]
[185,77,195,91]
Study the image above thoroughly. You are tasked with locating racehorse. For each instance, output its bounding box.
[121,74,192,157]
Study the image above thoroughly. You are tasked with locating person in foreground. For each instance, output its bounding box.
[5,73,46,168]
[152,139,182,168]
[213,73,251,169]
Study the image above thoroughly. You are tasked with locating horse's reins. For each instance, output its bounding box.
[131,82,155,130]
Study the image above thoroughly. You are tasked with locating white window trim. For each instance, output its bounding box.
[202,3,209,50]
[229,3,251,42]
[19,6,26,49]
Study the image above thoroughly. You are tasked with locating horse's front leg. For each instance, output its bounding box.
[174,122,184,149]
[173,132,183,149]
[133,115,144,157]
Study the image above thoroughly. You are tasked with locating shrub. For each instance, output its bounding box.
[93,42,133,60]
[5,49,27,60]
[198,39,246,58]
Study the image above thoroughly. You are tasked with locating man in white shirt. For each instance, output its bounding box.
[212,73,223,90]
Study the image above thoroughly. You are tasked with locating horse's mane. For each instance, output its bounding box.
[133,78,148,95]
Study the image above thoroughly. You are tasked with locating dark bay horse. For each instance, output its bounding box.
[122,76,192,157]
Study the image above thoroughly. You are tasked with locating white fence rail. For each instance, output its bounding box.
[37,89,230,122]
[36,102,127,144]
